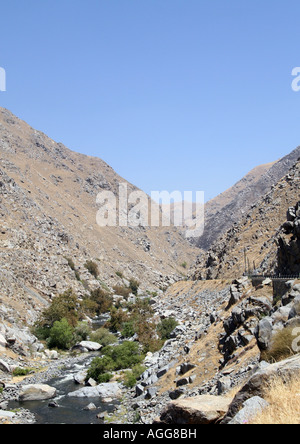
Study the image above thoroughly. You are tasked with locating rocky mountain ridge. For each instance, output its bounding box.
[192,158,300,280]
[196,146,300,251]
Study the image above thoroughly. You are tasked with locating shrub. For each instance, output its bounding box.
[84,260,99,279]
[121,322,135,338]
[90,327,117,347]
[47,318,74,350]
[12,367,34,377]
[123,364,146,388]
[113,285,131,299]
[65,257,76,271]
[90,288,113,314]
[73,322,91,342]
[108,307,129,333]
[102,341,144,370]
[157,317,178,340]
[261,326,299,363]
[129,279,140,296]
[34,289,80,338]
[86,356,115,383]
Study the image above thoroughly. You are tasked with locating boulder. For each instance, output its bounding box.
[19,384,56,402]
[223,354,300,422]
[0,359,10,373]
[256,318,273,350]
[158,395,233,424]
[68,382,122,399]
[79,341,102,352]
[229,396,269,424]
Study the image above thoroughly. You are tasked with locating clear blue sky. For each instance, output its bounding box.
[1,0,300,201]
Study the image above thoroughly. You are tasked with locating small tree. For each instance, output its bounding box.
[47,318,74,350]
[157,317,178,340]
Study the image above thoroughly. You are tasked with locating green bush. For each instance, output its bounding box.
[123,364,146,388]
[35,289,79,332]
[90,327,117,347]
[121,322,135,338]
[47,318,74,350]
[12,367,35,377]
[86,356,115,383]
[73,322,91,342]
[157,317,178,340]
[129,279,140,296]
[102,341,144,370]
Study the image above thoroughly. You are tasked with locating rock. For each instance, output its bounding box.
[229,396,269,424]
[0,359,10,373]
[83,403,97,411]
[135,384,144,397]
[0,411,16,419]
[176,362,196,376]
[0,334,7,348]
[145,387,158,400]
[68,382,122,399]
[169,389,185,400]
[44,349,59,360]
[158,395,233,425]
[19,384,56,402]
[78,341,102,352]
[176,377,190,387]
[74,370,88,385]
[48,401,59,408]
[217,376,231,395]
[224,354,300,422]
[157,365,169,379]
[289,297,300,319]
[256,318,273,350]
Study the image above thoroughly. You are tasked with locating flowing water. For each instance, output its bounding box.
[8,315,121,424]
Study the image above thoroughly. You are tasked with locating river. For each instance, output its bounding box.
[8,315,121,424]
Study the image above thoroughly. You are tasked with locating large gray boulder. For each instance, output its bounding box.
[68,382,122,399]
[229,396,269,424]
[19,384,56,402]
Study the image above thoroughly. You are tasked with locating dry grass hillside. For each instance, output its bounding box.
[0,107,198,323]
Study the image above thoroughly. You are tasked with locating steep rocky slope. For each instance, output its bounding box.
[0,107,198,312]
[196,147,300,250]
[192,158,300,280]
[0,106,200,367]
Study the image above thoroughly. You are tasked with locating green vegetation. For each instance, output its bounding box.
[90,327,117,347]
[86,342,144,384]
[123,364,146,388]
[12,367,35,377]
[157,317,178,340]
[47,318,74,350]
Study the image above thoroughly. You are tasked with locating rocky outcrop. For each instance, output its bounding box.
[157,395,233,424]
[276,201,300,275]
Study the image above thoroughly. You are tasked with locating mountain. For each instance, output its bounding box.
[0,107,198,325]
[196,147,300,250]
[192,157,300,280]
